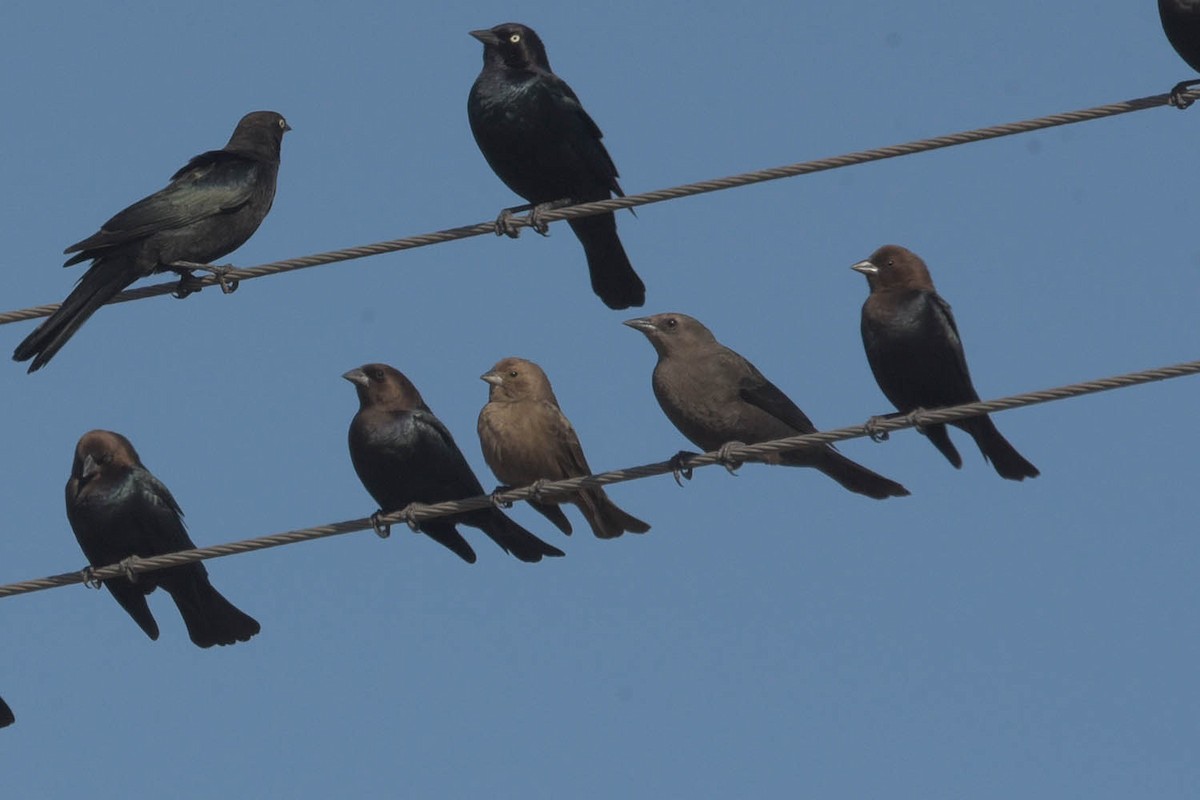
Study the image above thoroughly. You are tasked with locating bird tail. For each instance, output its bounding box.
[922,423,964,469]
[469,508,565,562]
[576,490,650,539]
[420,522,479,564]
[162,565,260,648]
[567,213,645,309]
[528,500,574,536]
[810,449,911,500]
[0,695,14,728]
[12,261,130,372]
[958,416,1040,481]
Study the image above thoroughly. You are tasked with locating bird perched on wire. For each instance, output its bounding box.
[65,430,261,647]
[345,363,565,563]
[1159,0,1200,107]
[624,312,911,499]
[467,22,645,310]
[13,111,290,372]
[852,244,1039,481]
[0,695,13,728]
[478,356,650,538]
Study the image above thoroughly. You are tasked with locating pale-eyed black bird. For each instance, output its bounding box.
[478,357,650,538]
[852,245,1039,481]
[65,430,261,647]
[0,695,13,728]
[1160,0,1200,106]
[345,363,565,563]
[468,23,645,309]
[14,111,290,372]
[625,313,910,500]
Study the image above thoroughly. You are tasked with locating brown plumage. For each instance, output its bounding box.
[478,357,650,539]
[624,313,910,500]
[852,244,1039,481]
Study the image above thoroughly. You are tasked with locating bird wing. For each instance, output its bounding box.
[925,292,973,383]
[736,360,818,435]
[410,409,487,498]
[127,469,197,555]
[539,71,623,195]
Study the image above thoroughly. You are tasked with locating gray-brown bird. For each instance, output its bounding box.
[65,430,261,647]
[624,313,910,499]
[852,244,1039,481]
[478,357,650,538]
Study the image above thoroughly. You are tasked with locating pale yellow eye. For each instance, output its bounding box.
[509,34,520,43]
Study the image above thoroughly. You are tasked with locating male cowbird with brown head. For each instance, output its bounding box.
[478,357,650,539]
[65,430,261,647]
[468,23,645,309]
[1160,0,1200,106]
[14,111,290,372]
[624,313,910,500]
[0,695,13,728]
[852,245,1039,481]
[345,363,565,563]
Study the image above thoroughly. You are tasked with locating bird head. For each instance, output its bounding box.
[470,23,551,71]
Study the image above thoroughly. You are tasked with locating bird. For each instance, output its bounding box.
[344,363,565,563]
[624,313,911,499]
[852,244,1039,481]
[0,695,13,728]
[1159,0,1200,107]
[467,22,645,310]
[477,356,650,538]
[13,111,290,372]
[65,430,261,647]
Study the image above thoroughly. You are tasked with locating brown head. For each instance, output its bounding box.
[225,110,290,159]
[70,429,143,487]
[470,22,551,71]
[623,312,719,359]
[342,363,426,411]
[851,244,937,294]
[480,357,558,404]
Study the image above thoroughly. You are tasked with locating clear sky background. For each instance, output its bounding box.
[1,2,1196,797]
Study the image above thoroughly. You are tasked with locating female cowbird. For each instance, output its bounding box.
[468,22,645,309]
[852,245,1039,481]
[1160,0,1200,106]
[478,357,650,538]
[66,430,261,647]
[345,363,564,564]
[625,313,910,500]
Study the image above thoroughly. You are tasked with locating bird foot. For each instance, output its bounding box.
[490,485,514,509]
[527,199,573,236]
[526,478,553,503]
[169,261,240,298]
[864,413,901,443]
[81,566,102,589]
[494,208,524,239]
[714,442,745,475]
[1169,79,1200,109]
[117,556,141,582]
[669,450,699,486]
[369,510,392,539]
[398,503,426,533]
[905,407,932,431]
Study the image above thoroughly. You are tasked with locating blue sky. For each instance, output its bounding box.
[1,2,1196,797]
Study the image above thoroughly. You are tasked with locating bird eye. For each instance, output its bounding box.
[278,118,286,129]
[509,34,521,43]
[886,259,894,267]
[508,370,518,378]
[369,369,383,381]
[665,318,677,329]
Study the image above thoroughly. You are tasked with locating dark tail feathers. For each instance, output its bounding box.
[568,213,645,310]
[959,416,1040,481]
[0,695,14,728]
[471,508,565,562]
[923,423,964,469]
[13,262,130,372]
[814,450,911,500]
[164,567,260,648]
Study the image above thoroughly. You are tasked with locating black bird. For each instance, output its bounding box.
[65,430,261,647]
[0,695,13,728]
[468,22,645,309]
[624,313,910,500]
[1160,0,1200,107]
[852,244,1039,481]
[478,356,650,538]
[345,363,565,563]
[14,111,290,372]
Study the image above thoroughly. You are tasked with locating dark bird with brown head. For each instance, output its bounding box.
[345,363,565,563]
[478,357,650,539]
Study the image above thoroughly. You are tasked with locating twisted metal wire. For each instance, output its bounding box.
[1,355,1195,600]
[0,89,1188,327]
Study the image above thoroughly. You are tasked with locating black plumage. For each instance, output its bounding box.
[65,430,261,647]
[1160,0,1200,106]
[0,695,13,728]
[852,244,1039,481]
[14,111,289,372]
[468,23,645,309]
[345,363,565,563]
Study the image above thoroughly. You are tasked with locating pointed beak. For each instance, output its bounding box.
[480,371,503,386]
[342,368,369,388]
[851,260,878,276]
[470,29,501,46]
[623,317,656,333]
[81,454,99,481]
[283,121,293,133]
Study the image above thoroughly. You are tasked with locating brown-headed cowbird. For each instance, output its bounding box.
[13,111,290,372]
[1160,0,1200,106]
[624,313,910,500]
[345,363,565,563]
[0,695,13,728]
[65,430,261,647]
[478,357,650,539]
[468,23,645,309]
[852,244,1039,481]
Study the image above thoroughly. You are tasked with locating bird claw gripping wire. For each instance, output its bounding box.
[669,451,698,486]
[169,261,240,298]
[117,556,141,582]
[489,485,515,509]
[905,407,933,432]
[493,208,524,239]
[714,442,745,475]
[526,479,553,503]
[81,566,102,589]
[864,415,892,443]
[369,510,392,539]
[398,504,425,533]
[1168,80,1200,110]
[527,199,572,236]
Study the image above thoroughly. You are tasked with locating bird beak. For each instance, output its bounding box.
[623,317,656,333]
[850,260,878,276]
[81,454,99,481]
[480,371,503,386]
[283,121,293,132]
[342,368,369,388]
[470,29,501,46]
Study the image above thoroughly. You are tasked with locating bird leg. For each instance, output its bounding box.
[526,479,553,503]
[713,441,745,475]
[668,450,699,486]
[494,204,535,238]
[1169,79,1200,109]
[864,412,902,443]
[905,407,933,433]
[81,566,102,589]
[118,556,141,582]
[398,503,426,533]
[168,261,240,298]
[489,485,515,509]
[526,198,573,235]
[369,510,392,539]
[493,199,573,238]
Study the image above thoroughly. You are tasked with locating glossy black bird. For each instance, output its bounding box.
[1160,0,1200,107]
[468,22,645,309]
[0,695,13,728]
[478,357,650,538]
[345,363,565,563]
[14,111,290,372]
[852,245,1039,481]
[65,430,261,647]
[625,313,911,500]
